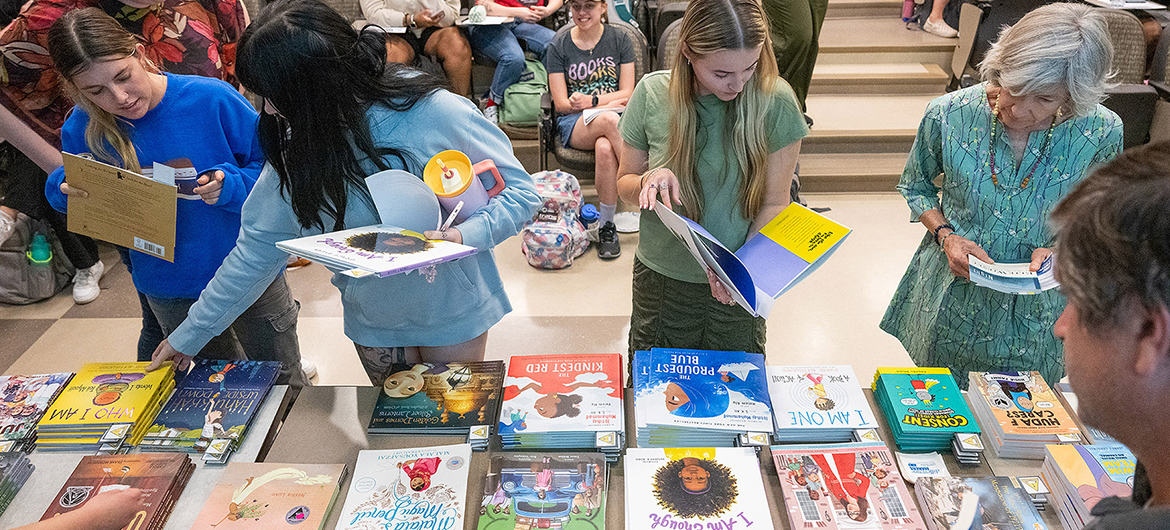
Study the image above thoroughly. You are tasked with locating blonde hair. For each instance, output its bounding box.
[665,0,779,221]
[48,8,157,172]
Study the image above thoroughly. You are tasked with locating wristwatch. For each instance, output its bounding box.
[592,94,599,107]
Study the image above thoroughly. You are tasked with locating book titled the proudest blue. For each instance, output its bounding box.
[142,359,280,453]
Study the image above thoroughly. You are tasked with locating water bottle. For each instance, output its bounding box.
[902,0,914,21]
[27,233,52,265]
[580,204,599,229]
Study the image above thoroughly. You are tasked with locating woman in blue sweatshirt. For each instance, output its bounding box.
[148,0,540,385]
[44,8,307,386]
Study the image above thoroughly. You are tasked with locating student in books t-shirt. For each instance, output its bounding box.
[546,0,635,260]
[616,0,807,358]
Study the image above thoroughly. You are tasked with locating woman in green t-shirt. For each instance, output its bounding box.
[616,0,808,356]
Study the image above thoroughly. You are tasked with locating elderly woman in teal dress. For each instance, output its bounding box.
[880,3,1123,388]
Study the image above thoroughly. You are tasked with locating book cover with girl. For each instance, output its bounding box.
[143,360,281,451]
[771,442,926,530]
[634,348,773,433]
[476,453,607,530]
[969,371,1080,437]
[625,447,772,528]
[767,365,876,436]
[337,445,471,530]
[497,353,622,435]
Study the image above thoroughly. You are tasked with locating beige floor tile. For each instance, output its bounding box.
[295,317,373,387]
[494,233,637,318]
[0,319,56,374]
[484,314,631,361]
[0,290,74,320]
[62,258,141,319]
[9,318,140,375]
[283,262,346,318]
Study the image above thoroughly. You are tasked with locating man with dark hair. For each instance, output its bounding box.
[1050,140,1170,529]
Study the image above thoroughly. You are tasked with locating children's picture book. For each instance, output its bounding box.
[189,462,349,529]
[771,442,926,530]
[337,444,472,530]
[655,201,850,318]
[0,452,34,517]
[497,354,622,438]
[368,361,504,434]
[41,453,195,530]
[476,453,607,529]
[1041,443,1135,530]
[143,360,280,454]
[968,372,1079,438]
[37,362,175,449]
[872,369,979,452]
[0,372,73,443]
[625,447,773,529]
[767,365,876,441]
[968,255,1058,295]
[915,477,1047,530]
[276,226,476,278]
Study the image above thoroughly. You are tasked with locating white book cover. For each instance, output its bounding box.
[337,444,472,530]
[497,354,623,435]
[276,226,476,278]
[767,365,876,432]
[625,447,774,529]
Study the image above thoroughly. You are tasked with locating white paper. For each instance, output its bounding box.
[150,162,175,186]
[583,106,624,125]
[895,451,950,483]
[457,15,510,25]
[968,254,1059,294]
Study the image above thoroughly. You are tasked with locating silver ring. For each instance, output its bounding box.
[660,183,670,189]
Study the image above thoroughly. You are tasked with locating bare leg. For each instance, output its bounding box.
[424,27,472,96]
[385,35,416,65]
[928,0,949,24]
[567,111,624,207]
[417,331,488,363]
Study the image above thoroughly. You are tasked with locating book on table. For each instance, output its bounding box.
[770,441,927,530]
[0,372,73,452]
[189,461,349,529]
[276,225,476,278]
[0,452,34,517]
[967,371,1082,459]
[476,452,607,530]
[767,364,877,442]
[367,361,504,450]
[871,368,981,452]
[496,353,624,457]
[1040,443,1134,530]
[915,476,1049,530]
[654,201,850,318]
[625,446,774,530]
[41,453,195,530]
[336,444,472,530]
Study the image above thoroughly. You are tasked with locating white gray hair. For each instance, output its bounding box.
[979,3,1115,117]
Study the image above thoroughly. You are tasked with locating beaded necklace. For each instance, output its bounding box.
[988,94,1059,189]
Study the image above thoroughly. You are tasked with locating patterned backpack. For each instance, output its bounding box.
[520,170,589,269]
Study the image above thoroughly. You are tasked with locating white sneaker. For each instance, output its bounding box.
[301,358,318,380]
[483,104,498,125]
[72,260,104,304]
[924,19,958,39]
[0,211,14,245]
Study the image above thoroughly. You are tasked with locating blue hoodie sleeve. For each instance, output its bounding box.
[200,88,264,214]
[45,111,91,213]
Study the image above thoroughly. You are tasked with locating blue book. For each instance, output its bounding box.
[635,348,773,434]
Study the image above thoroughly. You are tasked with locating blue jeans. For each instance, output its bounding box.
[117,246,164,362]
[146,274,308,387]
[468,20,554,102]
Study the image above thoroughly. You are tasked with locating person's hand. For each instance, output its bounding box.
[1029,247,1053,272]
[638,167,681,211]
[515,6,541,22]
[705,268,735,306]
[415,9,444,26]
[568,92,591,111]
[529,4,554,19]
[424,227,463,244]
[148,339,193,373]
[193,170,225,205]
[79,487,147,530]
[60,182,89,198]
[940,232,992,279]
[605,97,628,108]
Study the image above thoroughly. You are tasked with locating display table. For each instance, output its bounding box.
[0,385,291,530]
[261,385,1063,530]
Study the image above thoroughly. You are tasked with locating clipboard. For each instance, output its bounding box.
[63,153,178,262]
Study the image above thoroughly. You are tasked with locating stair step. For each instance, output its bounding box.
[826,0,903,19]
[801,94,932,154]
[799,153,907,192]
[810,63,949,95]
[818,17,957,73]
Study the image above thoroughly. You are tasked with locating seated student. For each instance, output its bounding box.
[1049,141,1170,528]
[467,0,560,123]
[359,0,472,96]
[545,0,634,259]
[43,8,307,387]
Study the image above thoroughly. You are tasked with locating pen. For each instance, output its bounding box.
[440,201,464,232]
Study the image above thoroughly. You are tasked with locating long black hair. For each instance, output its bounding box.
[236,0,447,232]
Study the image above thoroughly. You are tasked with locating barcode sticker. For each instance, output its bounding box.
[134,237,165,257]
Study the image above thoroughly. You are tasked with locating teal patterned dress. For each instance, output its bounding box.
[880,84,1122,389]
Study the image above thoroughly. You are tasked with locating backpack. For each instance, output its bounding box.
[520,170,589,269]
[499,59,548,128]
[0,213,74,305]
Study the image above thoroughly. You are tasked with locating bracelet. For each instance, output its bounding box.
[940,231,955,248]
[640,167,663,188]
[408,13,417,28]
[933,223,955,246]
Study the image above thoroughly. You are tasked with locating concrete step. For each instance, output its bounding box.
[798,153,907,192]
[818,17,957,74]
[810,63,949,95]
[826,0,903,19]
[801,94,931,154]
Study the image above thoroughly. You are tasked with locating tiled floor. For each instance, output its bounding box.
[0,192,924,385]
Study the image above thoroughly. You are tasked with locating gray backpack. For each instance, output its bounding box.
[0,213,73,304]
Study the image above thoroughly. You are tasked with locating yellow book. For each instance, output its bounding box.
[39,362,175,430]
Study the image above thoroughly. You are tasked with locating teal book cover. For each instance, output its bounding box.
[476,453,606,529]
[369,361,504,430]
[876,373,979,436]
[144,359,280,451]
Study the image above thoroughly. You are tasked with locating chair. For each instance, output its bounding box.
[1099,9,1157,148]
[539,20,651,173]
[651,1,687,58]
[657,19,682,71]
[948,2,985,89]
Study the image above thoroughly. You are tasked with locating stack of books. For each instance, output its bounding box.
[915,476,1047,530]
[497,354,624,459]
[633,348,773,447]
[967,372,1082,459]
[140,359,281,463]
[36,362,176,452]
[0,452,33,516]
[0,372,73,452]
[625,446,773,529]
[367,362,504,450]
[770,441,927,530]
[190,462,349,529]
[42,453,194,529]
[476,452,608,529]
[872,368,981,453]
[1041,443,1135,530]
[337,444,472,530]
[767,365,876,442]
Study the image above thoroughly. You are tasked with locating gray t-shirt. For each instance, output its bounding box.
[545,25,634,96]
[1083,497,1170,530]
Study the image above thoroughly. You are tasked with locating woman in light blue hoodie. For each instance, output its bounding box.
[147,0,540,385]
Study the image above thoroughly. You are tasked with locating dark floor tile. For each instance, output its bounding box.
[0,319,56,374]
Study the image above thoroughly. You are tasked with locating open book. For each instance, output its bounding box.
[655,201,850,318]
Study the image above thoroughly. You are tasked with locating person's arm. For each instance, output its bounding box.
[193,85,265,213]
[747,139,800,235]
[360,0,409,28]
[532,0,562,19]
[14,488,147,530]
[597,62,634,107]
[548,73,576,115]
[480,0,539,21]
[0,106,62,174]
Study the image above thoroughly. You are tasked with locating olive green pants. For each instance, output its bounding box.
[764,0,829,112]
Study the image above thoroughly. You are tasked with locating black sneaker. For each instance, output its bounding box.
[597,221,621,259]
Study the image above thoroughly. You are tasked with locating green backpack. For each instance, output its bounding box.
[499,59,548,128]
